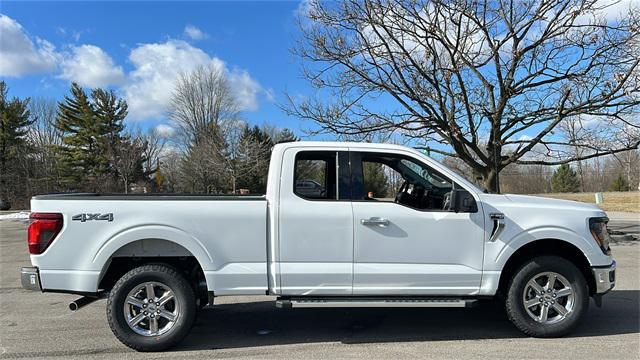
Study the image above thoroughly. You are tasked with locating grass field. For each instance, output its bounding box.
[536,191,640,213]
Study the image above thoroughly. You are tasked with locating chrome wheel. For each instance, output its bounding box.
[124,281,179,336]
[523,272,575,324]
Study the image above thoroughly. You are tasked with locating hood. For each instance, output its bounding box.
[479,193,605,214]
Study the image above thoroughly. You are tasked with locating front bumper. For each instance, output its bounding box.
[592,260,616,294]
[21,266,42,291]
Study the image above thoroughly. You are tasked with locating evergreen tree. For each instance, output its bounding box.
[274,128,298,143]
[93,88,127,178]
[363,162,389,198]
[232,126,298,194]
[551,164,580,193]
[55,83,97,186]
[55,83,128,190]
[0,81,33,209]
[609,174,629,191]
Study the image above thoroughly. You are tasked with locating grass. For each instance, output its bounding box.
[536,191,640,213]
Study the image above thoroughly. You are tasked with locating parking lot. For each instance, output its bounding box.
[1,219,638,359]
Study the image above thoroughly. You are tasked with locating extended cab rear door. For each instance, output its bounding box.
[277,146,353,295]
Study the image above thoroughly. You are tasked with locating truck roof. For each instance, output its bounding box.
[273,141,415,152]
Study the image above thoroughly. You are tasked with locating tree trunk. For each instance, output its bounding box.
[482,168,501,194]
[627,151,632,191]
[576,159,585,192]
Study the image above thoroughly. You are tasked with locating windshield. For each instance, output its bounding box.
[409,151,484,193]
[399,159,452,189]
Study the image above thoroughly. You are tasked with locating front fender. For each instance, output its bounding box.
[493,225,601,269]
[479,225,603,296]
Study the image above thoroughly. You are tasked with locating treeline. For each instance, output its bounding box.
[443,153,639,194]
[0,66,296,210]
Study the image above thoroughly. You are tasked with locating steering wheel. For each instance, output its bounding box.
[395,181,408,203]
[442,191,453,211]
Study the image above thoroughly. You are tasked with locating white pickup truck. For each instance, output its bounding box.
[21,141,616,351]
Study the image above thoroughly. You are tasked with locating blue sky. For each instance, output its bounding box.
[1,0,635,151]
[0,1,313,136]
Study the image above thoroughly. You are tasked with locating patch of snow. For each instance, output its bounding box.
[0,211,30,220]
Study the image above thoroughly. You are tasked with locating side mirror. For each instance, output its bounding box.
[450,189,478,213]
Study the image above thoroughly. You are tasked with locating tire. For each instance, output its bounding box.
[107,264,196,351]
[505,256,589,337]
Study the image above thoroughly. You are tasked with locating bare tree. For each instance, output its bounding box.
[27,98,62,192]
[109,135,148,193]
[168,64,241,193]
[557,116,589,191]
[169,64,239,146]
[140,127,166,176]
[286,0,640,192]
[223,120,248,193]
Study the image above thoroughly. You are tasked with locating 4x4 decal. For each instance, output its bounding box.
[72,213,113,222]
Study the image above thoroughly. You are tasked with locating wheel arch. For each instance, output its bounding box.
[94,225,213,298]
[496,239,596,297]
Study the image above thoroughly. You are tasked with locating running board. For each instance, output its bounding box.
[276,297,477,308]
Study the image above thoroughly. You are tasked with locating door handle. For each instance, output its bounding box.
[361,217,390,227]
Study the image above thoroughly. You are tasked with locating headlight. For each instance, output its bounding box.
[589,217,611,255]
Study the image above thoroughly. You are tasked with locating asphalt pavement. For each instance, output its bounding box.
[0,219,638,359]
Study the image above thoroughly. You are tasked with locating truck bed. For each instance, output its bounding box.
[30,194,269,295]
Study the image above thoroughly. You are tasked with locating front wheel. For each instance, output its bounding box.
[505,256,589,337]
[107,264,196,351]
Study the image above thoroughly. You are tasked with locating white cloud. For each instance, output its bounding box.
[228,69,261,111]
[123,40,220,120]
[0,14,58,77]
[59,45,125,87]
[155,124,175,137]
[123,39,262,120]
[183,25,207,40]
[0,15,264,122]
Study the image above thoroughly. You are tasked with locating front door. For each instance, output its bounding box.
[350,149,485,295]
[278,147,353,295]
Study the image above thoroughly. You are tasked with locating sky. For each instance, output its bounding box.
[0,1,314,137]
[0,0,636,143]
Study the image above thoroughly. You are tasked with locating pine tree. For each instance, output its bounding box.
[551,164,580,193]
[55,83,128,190]
[0,81,33,209]
[363,162,389,198]
[93,88,128,179]
[55,83,96,186]
[93,90,126,151]
[274,128,298,143]
[609,174,629,191]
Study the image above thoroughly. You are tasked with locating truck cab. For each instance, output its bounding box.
[21,141,616,351]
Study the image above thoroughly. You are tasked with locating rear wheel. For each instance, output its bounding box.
[505,256,589,337]
[107,264,196,351]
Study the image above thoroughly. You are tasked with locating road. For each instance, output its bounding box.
[0,220,638,359]
[608,212,640,240]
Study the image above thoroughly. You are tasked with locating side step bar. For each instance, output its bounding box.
[276,298,477,308]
